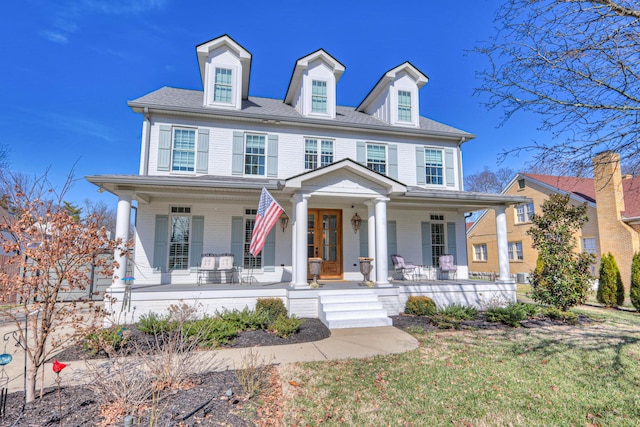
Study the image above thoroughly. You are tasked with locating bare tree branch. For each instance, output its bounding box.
[475,0,640,175]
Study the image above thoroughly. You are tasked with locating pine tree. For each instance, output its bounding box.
[630,252,640,311]
[597,253,624,307]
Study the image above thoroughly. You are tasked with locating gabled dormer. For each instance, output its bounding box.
[284,49,345,119]
[196,35,252,110]
[356,62,428,127]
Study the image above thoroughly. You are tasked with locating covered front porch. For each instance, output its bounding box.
[110,278,517,327]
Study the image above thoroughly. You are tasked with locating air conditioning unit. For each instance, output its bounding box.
[516,273,530,284]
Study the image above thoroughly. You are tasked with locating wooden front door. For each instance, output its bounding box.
[308,209,343,279]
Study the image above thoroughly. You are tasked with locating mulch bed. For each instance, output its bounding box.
[2,318,329,427]
[2,313,595,426]
[392,312,595,331]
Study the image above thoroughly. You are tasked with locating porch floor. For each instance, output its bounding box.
[126,278,496,293]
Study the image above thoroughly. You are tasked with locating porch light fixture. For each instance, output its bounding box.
[97,186,106,193]
[351,213,362,234]
[280,213,289,232]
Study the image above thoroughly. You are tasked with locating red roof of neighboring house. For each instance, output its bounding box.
[466,221,474,232]
[522,173,640,218]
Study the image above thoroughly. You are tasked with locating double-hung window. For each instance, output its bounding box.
[398,90,412,122]
[172,128,196,172]
[474,244,488,261]
[305,139,334,170]
[169,207,191,270]
[508,241,524,261]
[311,80,327,113]
[245,134,266,175]
[515,203,535,223]
[424,148,444,185]
[582,237,596,255]
[243,208,262,269]
[367,144,386,174]
[213,68,233,103]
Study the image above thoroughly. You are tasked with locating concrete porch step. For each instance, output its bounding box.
[318,291,392,329]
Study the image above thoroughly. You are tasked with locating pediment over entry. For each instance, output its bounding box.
[283,158,406,197]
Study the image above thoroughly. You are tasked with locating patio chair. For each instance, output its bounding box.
[391,255,417,280]
[438,254,457,280]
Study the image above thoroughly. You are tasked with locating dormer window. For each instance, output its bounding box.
[311,80,328,113]
[398,90,412,122]
[214,68,233,103]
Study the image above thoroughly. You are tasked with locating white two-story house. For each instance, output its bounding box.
[88,35,529,327]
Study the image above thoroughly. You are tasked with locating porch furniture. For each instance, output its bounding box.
[414,265,436,281]
[391,255,417,280]
[197,253,237,285]
[438,254,457,280]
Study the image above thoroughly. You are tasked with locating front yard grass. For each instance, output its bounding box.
[280,306,640,426]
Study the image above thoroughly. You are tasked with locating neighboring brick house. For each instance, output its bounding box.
[466,152,640,292]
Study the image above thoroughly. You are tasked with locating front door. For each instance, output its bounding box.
[308,209,343,279]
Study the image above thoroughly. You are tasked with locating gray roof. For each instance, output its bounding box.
[129,87,474,139]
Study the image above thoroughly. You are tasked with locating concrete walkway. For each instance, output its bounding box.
[2,326,419,394]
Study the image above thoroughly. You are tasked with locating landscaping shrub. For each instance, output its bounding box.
[269,314,303,338]
[84,325,129,355]
[218,307,270,331]
[631,252,640,311]
[486,303,529,327]
[597,253,624,307]
[404,296,437,316]
[429,314,463,330]
[437,303,478,320]
[137,312,178,334]
[256,298,288,323]
[541,307,579,325]
[528,194,594,311]
[182,316,238,347]
[517,302,540,317]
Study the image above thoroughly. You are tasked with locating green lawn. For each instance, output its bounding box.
[279,307,640,426]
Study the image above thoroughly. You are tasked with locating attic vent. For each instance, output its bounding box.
[518,178,525,189]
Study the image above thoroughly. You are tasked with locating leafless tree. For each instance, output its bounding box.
[465,166,517,193]
[0,169,126,402]
[475,0,640,176]
[84,199,117,237]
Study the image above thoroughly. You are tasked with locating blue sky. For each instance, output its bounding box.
[1,0,553,206]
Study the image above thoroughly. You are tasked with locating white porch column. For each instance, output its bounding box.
[293,193,310,288]
[290,198,297,288]
[112,191,133,288]
[494,206,514,283]
[364,201,376,282]
[374,197,390,287]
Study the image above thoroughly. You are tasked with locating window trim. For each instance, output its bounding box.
[310,79,328,115]
[168,206,192,271]
[397,90,412,122]
[581,237,596,255]
[423,147,445,186]
[508,241,524,262]
[515,202,535,224]
[304,137,334,170]
[243,208,263,270]
[244,133,267,176]
[170,127,197,174]
[212,67,234,105]
[473,243,488,262]
[366,143,387,174]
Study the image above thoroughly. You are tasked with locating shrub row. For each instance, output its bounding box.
[403,299,578,328]
[87,298,302,353]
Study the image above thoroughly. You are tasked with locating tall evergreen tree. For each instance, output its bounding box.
[597,253,625,308]
[527,194,594,311]
[630,252,640,311]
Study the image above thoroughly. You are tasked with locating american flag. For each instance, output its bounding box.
[249,188,284,257]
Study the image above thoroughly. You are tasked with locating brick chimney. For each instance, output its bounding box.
[593,151,625,220]
[592,151,638,297]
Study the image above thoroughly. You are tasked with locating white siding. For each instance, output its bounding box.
[145,114,461,189]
